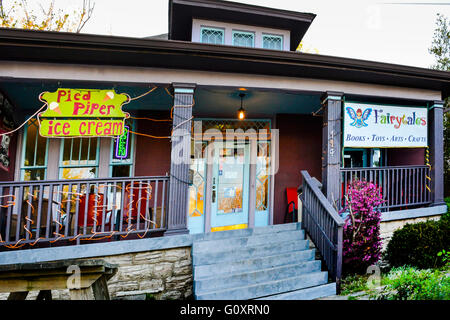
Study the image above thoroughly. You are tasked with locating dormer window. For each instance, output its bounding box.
[262,34,283,50]
[193,19,290,50]
[200,26,225,45]
[232,30,255,48]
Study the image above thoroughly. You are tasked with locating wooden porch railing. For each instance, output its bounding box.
[0,176,169,250]
[340,165,432,211]
[300,170,344,290]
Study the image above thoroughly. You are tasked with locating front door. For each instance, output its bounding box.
[210,141,250,232]
[187,119,272,234]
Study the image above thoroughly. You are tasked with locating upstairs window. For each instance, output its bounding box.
[262,34,283,50]
[201,27,225,45]
[232,30,255,47]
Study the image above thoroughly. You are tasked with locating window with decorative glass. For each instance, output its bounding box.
[255,140,270,212]
[232,30,255,47]
[262,34,283,50]
[59,137,99,180]
[110,119,135,177]
[200,27,225,45]
[21,119,49,181]
[189,142,207,218]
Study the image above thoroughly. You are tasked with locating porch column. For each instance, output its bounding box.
[429,100,445,206]
[321,91,344,208]
[165,83,196,236]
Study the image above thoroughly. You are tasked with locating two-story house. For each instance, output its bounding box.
[0,0,448,300]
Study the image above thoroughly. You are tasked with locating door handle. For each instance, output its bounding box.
[212,189,216,203]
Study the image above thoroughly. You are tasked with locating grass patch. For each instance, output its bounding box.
[375,266,450,300]
[340,272,390,296]
[340,274,371,295]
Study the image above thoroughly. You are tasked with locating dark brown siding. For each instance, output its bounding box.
[273,114,323,225]
[134,111,172,177]
[388,148,425,166]
[0,133,17,182]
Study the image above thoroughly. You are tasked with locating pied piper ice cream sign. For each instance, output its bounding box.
[343,102,428,148]
[38,88,130,137]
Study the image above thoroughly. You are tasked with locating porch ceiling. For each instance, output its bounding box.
[194,87,322,117]
[0,80,174,113]
[0,79,322,118]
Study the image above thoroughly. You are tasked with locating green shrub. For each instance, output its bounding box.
[443,197,450,221]
[376,266,450,300]
[384,218,450,269]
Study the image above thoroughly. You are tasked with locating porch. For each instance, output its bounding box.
[0,176,169,249]
[0,79,446,296]
[0,166,441,250]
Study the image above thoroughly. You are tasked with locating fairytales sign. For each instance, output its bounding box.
[343,102,428,148]
[38,88,130,137]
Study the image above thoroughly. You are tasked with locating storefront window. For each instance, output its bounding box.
[343,148,385,168]
[21,119,48,181]
[371,149,382,167]
[59,137,99,179]
[110,119,135,177]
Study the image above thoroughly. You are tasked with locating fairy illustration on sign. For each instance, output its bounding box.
[346,107,372,128]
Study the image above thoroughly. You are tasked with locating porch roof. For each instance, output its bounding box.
[0,28,449,97]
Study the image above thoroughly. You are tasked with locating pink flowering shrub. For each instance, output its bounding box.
[340,179,384,275]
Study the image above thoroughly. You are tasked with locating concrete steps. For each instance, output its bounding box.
[192,223,336,300]
[256,283,337,300]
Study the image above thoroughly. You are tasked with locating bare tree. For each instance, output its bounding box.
[0,0,95,32]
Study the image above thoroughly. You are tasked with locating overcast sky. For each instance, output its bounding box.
[60,0,450,69]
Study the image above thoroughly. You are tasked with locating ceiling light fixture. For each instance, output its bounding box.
[237,92,246,120]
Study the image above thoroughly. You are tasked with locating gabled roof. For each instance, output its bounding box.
[169,0,316,51]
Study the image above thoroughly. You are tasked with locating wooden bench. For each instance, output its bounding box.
[0,259,118,300]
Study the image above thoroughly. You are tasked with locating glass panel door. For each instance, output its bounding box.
[210,141,250,232]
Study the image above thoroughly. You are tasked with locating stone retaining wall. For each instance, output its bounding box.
[0,246,193,300]
[380,215,441,251]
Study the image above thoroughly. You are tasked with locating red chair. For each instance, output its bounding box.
[284,187,298,223]
[122,182,152,224]
[77,193,112,230]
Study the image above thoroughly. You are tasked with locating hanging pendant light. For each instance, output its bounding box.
[237,93,246,120]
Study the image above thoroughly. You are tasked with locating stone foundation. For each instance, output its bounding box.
[0,246,193,300]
